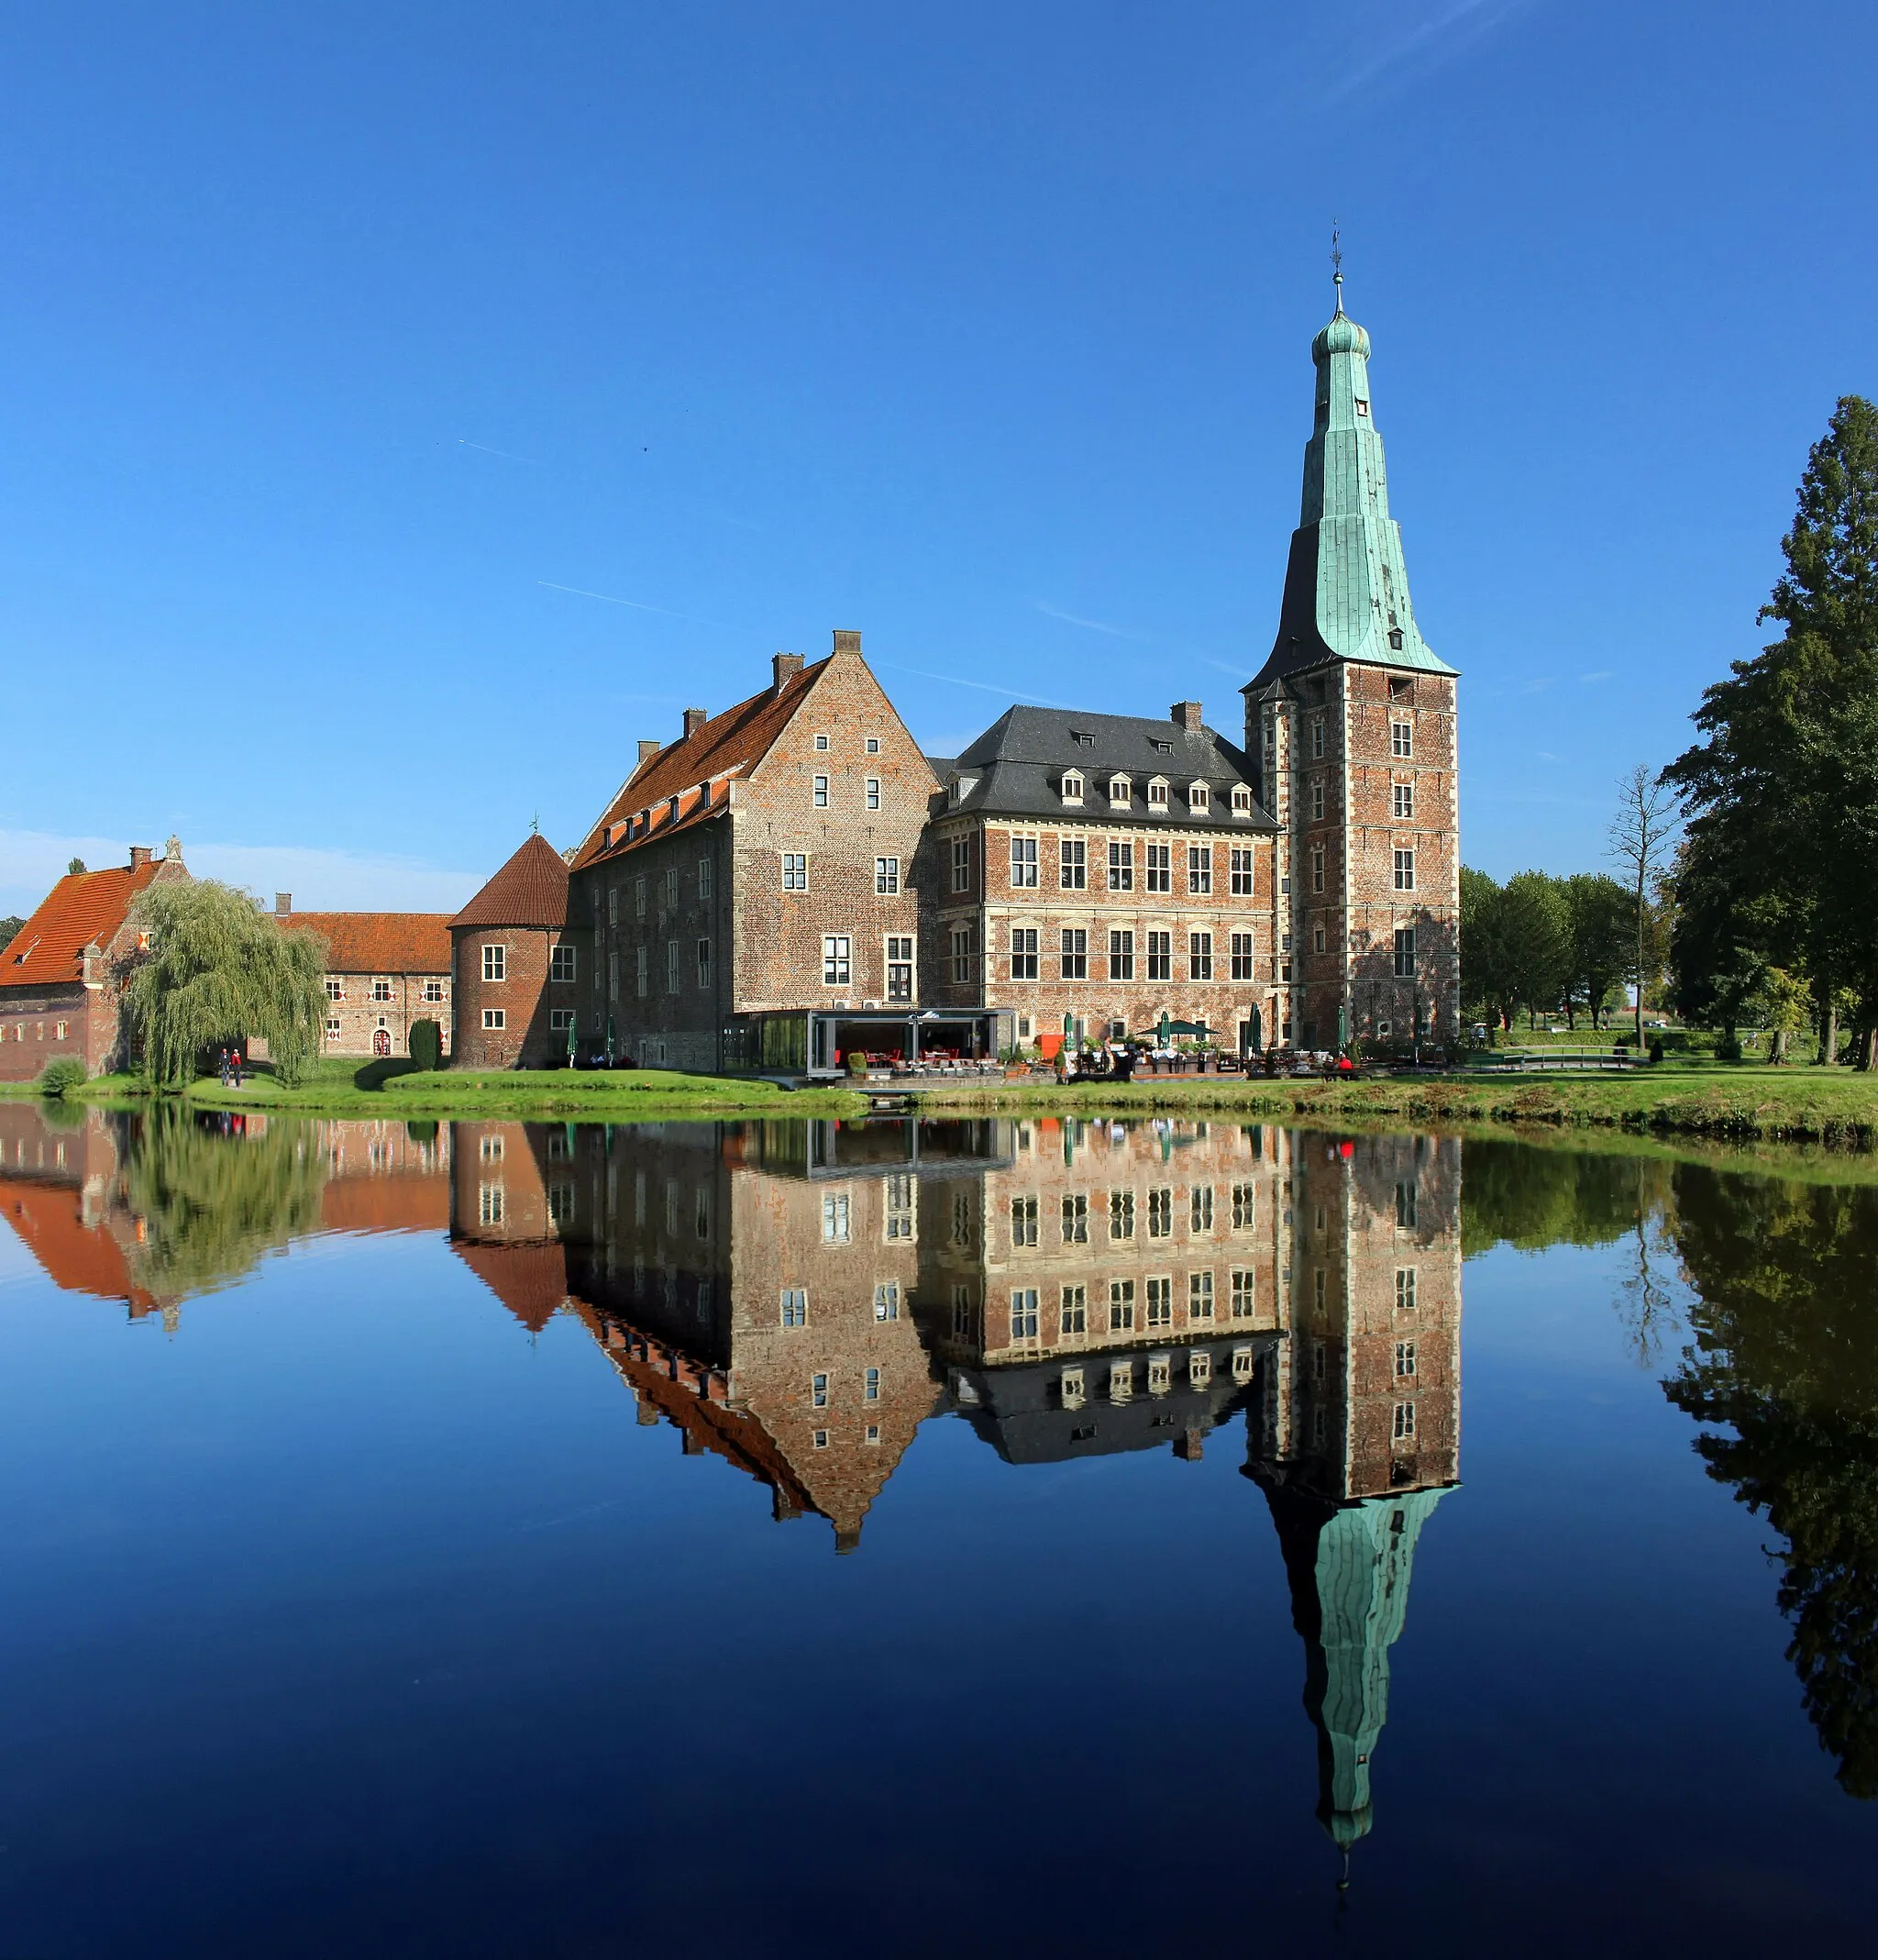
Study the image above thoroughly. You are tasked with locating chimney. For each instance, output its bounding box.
[832,629,862,657]
[637,738,660,768]
[1172,701,1204,733]
[128,846,153,870]
[772,651,804,695]
[682,707,707,740]
[275,892,292,917]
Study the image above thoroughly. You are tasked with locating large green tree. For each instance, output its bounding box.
[1497,870,1573,1028]
[1563,872,1633,1030]
[0,915,23,957]
[118,880,328,1087]
[1459,866,1512,1029]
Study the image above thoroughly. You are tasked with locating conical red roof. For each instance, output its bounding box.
[450,834,569,931]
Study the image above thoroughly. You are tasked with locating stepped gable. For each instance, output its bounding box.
[1,856,170,991]
[572,655,831,871]
[279,913,451,972]
[450,834,569,931]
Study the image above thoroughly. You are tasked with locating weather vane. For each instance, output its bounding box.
[1331,220,1343,309]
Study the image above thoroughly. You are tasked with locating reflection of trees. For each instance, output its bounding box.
[1460,1141,1672,1258]
[120,1106,326,1301]
[1664,1167,1878,1799]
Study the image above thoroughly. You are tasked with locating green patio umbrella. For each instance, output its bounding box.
[1158,1010,1171,1046]
[566,1015,578,1068]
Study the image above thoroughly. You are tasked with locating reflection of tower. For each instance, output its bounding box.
[1247,1133,1461,1874]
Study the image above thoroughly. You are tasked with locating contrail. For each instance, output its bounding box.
[458,437,544,465]
[536,581,740,632]
[875,659,1078,711]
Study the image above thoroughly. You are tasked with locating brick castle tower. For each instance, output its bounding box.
[1243,271,1461,1057]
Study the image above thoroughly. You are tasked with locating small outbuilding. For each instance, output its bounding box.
[448,835,582,1069]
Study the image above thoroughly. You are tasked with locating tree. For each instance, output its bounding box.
[1760,967,1816,1064]
[118,880,328,1088]
[1459,867,1513,1030]
[67,857,86,875]
[409,1017,443,1072]
[0,915,23,957]
[1563,873,1632,1031]
[1497,870,1572,1028]
[1608,766,1680,1044]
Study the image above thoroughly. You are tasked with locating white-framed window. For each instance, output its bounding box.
[813,732,831,751]
[884,1172,916,1240]
[1312,847,1326,892]
[822,1193,851,1245]
[1310,780,1325,820]
[635,947,647,997]
[1061,927,1088,980]
[1010,927,1039,980]
[1313,925,1327,955]
[1231,931,1254,980]
[482,1008,505,1029]
[1230,847,1254,895]
[1109,774,1132,805]
[698,856,713,900]
[782,851,808,891]
[780,1288,809,1327]
[951,836,972,892]
[1060,1287,1088,1338]
[1396,1267,1418,1311]
[1189,931,1213,980]
[1109,1279,1136,1331]
[875,857,900,894]
[1394,847,1416,891]
[1230,1268,1256,1318]
[1191,1185,1214,1232]
[479,1182,503,1225]
[1396,1340,1418,1378]
[551,945,577,982]
[874,1281,901,1322]
[1010,1288,1040,1342]
[1061,1192,1088,1245]
[864,1367,882,1403]
[1145,843,1172,892]
[635,876,647,920]
[1010,1194,1040,1247]
[481,1135,503,1161]
[1393,781,1414,820]
[325,977,342,1002]
[1311,715,1325,759]
[423,978,444,1002]
[1188,845,1212,894]
[1146,776,1169,809]
[1188,781,1210,814]
[481,944,505,982]
[866,735,881,754]
[550,1008,575,1032]
[696,937,712,989]
[812,774,830,808]
[1060,837,1087,890]
[886,936,914,1002]
[1231,785,1253,814]
[371,978,392,1002]
[812,1429,829,1450]
[1392,719,1413,759]
[1395,926,1417,978]
[812,1371,830,1407]
[664,867,679,911]
[666,940,680,993]
[1189,1270,1215,1319]
[1108,839,1133,891]
[1393,1401,1417,1442]
[325,1017,342,1041]
[1109,929,1134,980]
[950,925,973,983]
[1110,1190,1135,1241]
[1146,931,1172,981]
[1011,836,1039,888]
[608,887,618,926]
[866,777,881,810]
[823,936,851,986]
[1061,770,1084,805]
[1232,1182,1255,1231]
[1145,1276,1173,1327]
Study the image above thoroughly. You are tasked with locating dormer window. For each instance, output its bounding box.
[1187,781,1210,814]
[1060,770,1085,806]
[948,774,978,809]
[1149,737,1175,754]
[1388,627,1405,650]
[1109,774,1132,806]
[1231,786,1254,815]
[1147,777,1170,810]
[1068,729,1097,748]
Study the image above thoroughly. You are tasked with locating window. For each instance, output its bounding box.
[1188,845,1212,894]
[1396,1180,1417,1227]
[665,867,680,912]
[1011,836,1039,888]
[1062,1193,1088,1244]
[1232,785,1254,814]
[423,979,444,1002]
[1060,928,1088,980]
[812,774,830,808]
[1314,1268,1327,1310]
[1231,1268,1256,1318]
[1311,847,1326,893]
[481,1008,505,1030]
[666,940,680,993]
[1392,719,1413,759]
[1232,1182,1255,1231]
[480,1135,504,1162]
[951,836,972,892]
[325,977,342,1002]
[884,1173,916,1240]
[1231,931,1255,981]
[370,978,392,1002]
[866,777,881,811]
[1393,1401,1417,1442]
[1147,777,1169,809]
[875,857,900,894]
[812,1372,830,1408]
[1146,931,1172,981]
[812,1429,829,1450]
[1146,844,1172,893]
[1110,1360,1135,1402]
[481,944,505,982]
[866,736,881,754]
[1061,1286,1088,1336]
[550,1007,575,1032]
[782,852,808,891]
[1191,1185,1214,1233]
[1394,848,1416,892]
[635,947,648,996]
[1108,839,1134,891]
[1393,781,1414,820]
[1355,396,1369,416]
[635,877,646,920]
[1061,770,1084,805]
[479,1182,503,1225]
[607,887,618,926]
[325,1017,341,1041]
[1109,1279,1136,1331]
[874,1281,901,1322]
[1189,931,1213,980]
[1396,1267,1418,1312]
[823,936,851,986]
[780,1289,809,1326]
[1188,781,1210,814]
[1190,1270,1215,1319]
[1109,929,1134,980]
[1060,837,1087,890]
[1147,1188,1173,1238]
[1231,847,1254,896]
[886,936,914,1002]
[1110,1190,1135,1241]
[1145,1277,1173,1327]
[1010,1195,1040,1248]
[1394,926,1416,978]
[951,1286,974,1336]
[822,1193,851,1244]
[951,926,973,983]
[1011,928,1039,980]
[1010,1289,1040,1342]
[1313,926,1327,955]
[864,1367,882,1403]
[814,732,830,751]
[1396,1340,1418,1379]
[696,937,712,989]
[693,855,712,902]
[551,945,577,982]
[1311,716,1325,759]
[1188,1349,1212,1387]
[1109,774,1132,805]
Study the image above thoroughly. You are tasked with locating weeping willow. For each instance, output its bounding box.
[119,881,329,1087]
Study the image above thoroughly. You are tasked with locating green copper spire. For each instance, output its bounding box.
[1248,282,1455,689]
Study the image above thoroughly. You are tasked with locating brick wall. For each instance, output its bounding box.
[317,969,450,1059]
[450,927,587,1069]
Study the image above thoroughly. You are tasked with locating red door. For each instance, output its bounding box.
[373,1028,391,1058]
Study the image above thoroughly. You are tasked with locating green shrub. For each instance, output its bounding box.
[409,1018,443,1071]
[38,1056,87,1099]
[405,1119,438,1146]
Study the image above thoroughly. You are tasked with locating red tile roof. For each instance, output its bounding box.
[0,1177,160,1313]
[571,658,831,871]
[280,913,452,974]
[0,858,169,992]
[450,835,570,931]
[453,1237,569,1332]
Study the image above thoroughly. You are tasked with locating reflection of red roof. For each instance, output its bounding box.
[452,1236,569,1332]
[449,836,569,932]
[0,1177,157,1312]
[281,913,451,974]
[321,1175,450,1235]
[1,858,167,991]
[571,659,830,871]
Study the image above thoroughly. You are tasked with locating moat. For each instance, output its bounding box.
[2,1103,1874,1956]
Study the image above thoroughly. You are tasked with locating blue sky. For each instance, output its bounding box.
[2,1,1873,914]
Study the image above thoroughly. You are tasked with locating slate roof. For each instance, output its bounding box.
[450,835,570,932]
[943,706,1276,831]
[0,856,171,992]
[279,913,452,974]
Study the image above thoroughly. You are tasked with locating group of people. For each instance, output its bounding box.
[216,1046,246,1088]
